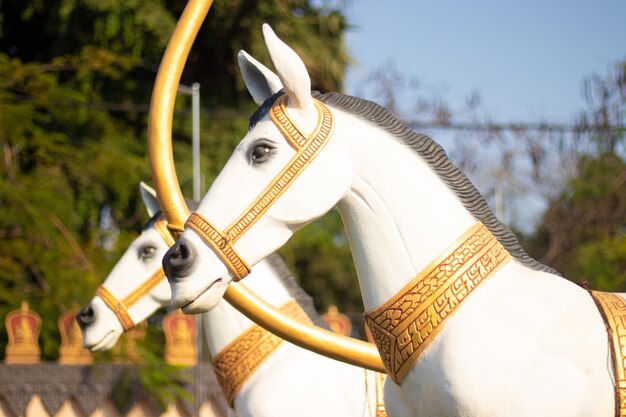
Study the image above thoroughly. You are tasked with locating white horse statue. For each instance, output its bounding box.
[162,25,621,417]
[78,183,387,417]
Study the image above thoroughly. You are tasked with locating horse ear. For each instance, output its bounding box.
[262,24,317,130]
[139,182,160,218]
[238,50,283,105]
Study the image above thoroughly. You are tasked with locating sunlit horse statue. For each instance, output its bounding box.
[77,183,386,417]
[162,24,622,417]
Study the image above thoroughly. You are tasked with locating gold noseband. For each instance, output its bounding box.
[186,95,334,280]
[96,217,173,331]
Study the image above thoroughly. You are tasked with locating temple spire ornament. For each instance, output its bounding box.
[5,301,41,364]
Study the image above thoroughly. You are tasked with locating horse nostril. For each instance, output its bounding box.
[76,305,95,328]
[163,239,198,282]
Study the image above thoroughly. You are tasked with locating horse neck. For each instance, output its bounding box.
[202,258,294,356]
[334,110,479,311]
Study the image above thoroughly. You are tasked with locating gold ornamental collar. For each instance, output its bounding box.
[590,291,626,417]
[365,222,511,384]
[211,298,312,406]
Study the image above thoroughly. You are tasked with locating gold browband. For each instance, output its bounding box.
[212,298,311,406]
[96,269,166,331]
[187,95,334,281]
[590,291,626,417]
[365,222,511,384]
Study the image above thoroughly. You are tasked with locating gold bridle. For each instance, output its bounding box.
[148,0,385,372]
[186,95,333,281]
[95,218,174,331]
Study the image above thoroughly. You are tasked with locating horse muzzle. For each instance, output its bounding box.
[163,238,198,283]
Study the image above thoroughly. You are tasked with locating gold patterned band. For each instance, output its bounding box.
[95,286,135,331]
[211,298,312,406]
[185,213,251,280]
[365,222,511,384]
[96,268,166,331]
[186,96,334,281]
[590,291,626,417]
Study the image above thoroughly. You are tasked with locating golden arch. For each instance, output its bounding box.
[147,0,384,373]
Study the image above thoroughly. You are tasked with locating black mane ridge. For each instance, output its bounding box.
[312,91,558,276]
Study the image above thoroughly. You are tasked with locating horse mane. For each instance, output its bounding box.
[264,253,329,329]
[308,91,558,275]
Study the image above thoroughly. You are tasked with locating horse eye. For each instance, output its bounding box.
[140,245,157,260]
[250,143,274,164]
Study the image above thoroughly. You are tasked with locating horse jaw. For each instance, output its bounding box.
[169,231,232,313]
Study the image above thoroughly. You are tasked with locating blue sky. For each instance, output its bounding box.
[344,0,626,123]
[341,1,625,231]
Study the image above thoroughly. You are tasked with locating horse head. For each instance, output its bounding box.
[164,25,352,313]
[77,182,172,350]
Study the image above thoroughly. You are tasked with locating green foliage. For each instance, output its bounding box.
[0,52,151,358]
[0,0,356,381]
[571,234,626,291]
[280,209,363,313]
[531,152,626,289]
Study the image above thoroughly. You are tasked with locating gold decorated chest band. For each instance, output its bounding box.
[211,298,312,406]
[186,95,334,281]
[590,291,626,417]
[365,222,511,384]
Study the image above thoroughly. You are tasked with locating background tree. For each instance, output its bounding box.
[0,0,354,361]
[360,58,625,293]
[528,61,626,289]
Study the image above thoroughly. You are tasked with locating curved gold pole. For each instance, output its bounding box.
[147,0,385,373]
[148,0,209,235]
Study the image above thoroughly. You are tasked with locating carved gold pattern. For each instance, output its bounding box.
[211,299,311,406]
[590,291,626,417]
[270,95,323,148]
[365,222,511,384]
[185,213,251,280]
[96,269,166,331]
[186,95,334,282]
